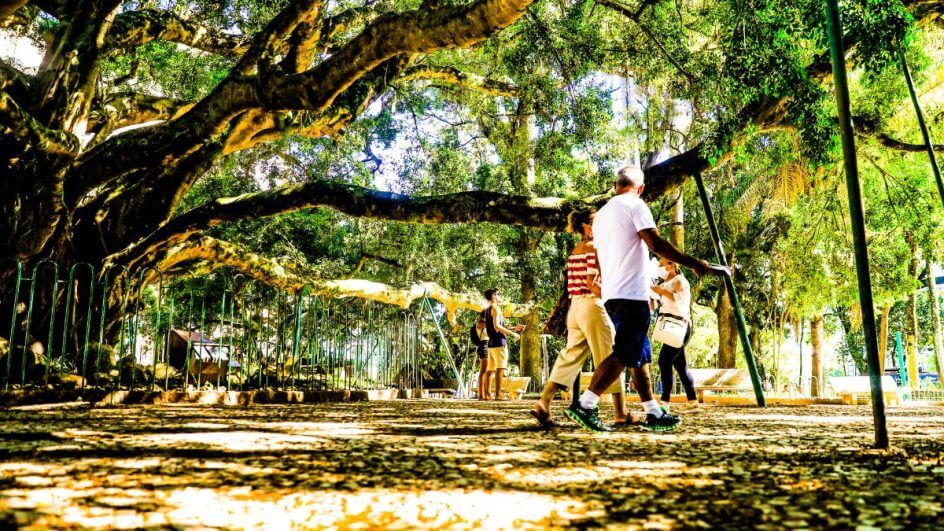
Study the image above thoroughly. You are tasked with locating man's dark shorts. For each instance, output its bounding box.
[604,299,652,369]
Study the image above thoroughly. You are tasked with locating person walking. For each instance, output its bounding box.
[565,165,729,432]
[652,257,699,411]
[483,288,524,400]
[531,209,638,427]
[470,316,490,400]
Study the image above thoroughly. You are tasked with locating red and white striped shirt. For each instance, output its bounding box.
[566,251,600,298]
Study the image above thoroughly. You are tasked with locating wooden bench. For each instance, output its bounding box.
[471,375,532,399]
[691,368,753,402]
[829,375,901,406]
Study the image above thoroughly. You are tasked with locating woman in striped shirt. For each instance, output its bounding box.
[531,210,636,427]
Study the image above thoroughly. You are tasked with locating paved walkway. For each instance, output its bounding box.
[1,400,943,529]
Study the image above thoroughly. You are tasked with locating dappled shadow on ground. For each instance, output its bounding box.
[1,400,943,529]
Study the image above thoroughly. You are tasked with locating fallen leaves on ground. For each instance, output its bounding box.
[0,400,942,529]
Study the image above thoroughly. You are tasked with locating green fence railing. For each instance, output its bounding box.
[1,261,427,394]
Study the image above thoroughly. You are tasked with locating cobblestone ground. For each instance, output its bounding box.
[1,400,943,529]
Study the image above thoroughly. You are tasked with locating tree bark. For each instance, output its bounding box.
[670,190,684,250]
[715,281,738,369]
[517,230,542,385]
[926,257,944,388]
[810,314,823,397]
[906,235,920,388]
[878,304,892,374]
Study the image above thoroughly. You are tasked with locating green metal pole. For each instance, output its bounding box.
[4,261,22,390]
[903,54,944,208]
[895,331,906,386]
[693,172,766,407]
[825,0,889,448]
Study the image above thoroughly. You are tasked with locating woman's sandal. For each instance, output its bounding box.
[529,407,558,428]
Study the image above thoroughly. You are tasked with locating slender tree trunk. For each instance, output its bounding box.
[670,191,684,250]
[796,318,804,391]
[810,315,823,397]
[926,257,944,388]
[878,305,892,374]
[906,235,920,388]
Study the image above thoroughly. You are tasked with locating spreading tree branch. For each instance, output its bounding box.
[157,235,529,323]
[233,0,322,75]
[105,8,251,56]
[0,0,27,21]
[0,90,79,155]
[873,132,944,152]
[87,92,192,144]
[113,180,597,270]
[399,65,518,97]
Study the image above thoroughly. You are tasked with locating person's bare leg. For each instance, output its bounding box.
[630,364,655,402]
[477,359,488,400]
[535,381,563,415]
[587,355,628,396]
[493,368,505,400]
[612,391,629,423]
[483,370,494,400]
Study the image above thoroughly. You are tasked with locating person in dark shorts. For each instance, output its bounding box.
[470,315,490,400]
[565,165,729,433]
[531,209,637,428]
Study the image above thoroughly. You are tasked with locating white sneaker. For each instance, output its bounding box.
[679,400,700,412]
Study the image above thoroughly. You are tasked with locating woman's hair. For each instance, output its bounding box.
[483,288,499,301]
[567,209,596,234]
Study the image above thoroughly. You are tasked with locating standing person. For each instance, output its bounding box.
[470,316,490,400]
[483,288,524,400]
[652,257,699,411]
[566,165,729,432]
[531,210,638,427]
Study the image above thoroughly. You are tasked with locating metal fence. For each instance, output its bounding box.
[1,261,426,393]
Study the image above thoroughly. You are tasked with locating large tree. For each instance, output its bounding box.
[2,0,939,372]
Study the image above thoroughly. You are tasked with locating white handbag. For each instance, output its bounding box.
[652,315,687,348]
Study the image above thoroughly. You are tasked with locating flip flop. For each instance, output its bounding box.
[529,408,558,428]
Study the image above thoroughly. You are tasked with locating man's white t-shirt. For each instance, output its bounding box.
[592,193,657,302]
[659,274,691,320]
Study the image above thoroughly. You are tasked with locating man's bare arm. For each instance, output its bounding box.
[639,228,730,278]
[491,306,520,339]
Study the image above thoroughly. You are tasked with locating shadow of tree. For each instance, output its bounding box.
[0,401,942,528]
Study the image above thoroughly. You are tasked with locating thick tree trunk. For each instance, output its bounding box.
[926,257,944,388]
[810,315,823,397]
[515,225,541,386]
[906,236,920,388]
[715,282,738,369]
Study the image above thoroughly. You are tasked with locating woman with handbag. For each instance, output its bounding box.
[651,257,699,411]
[530,210,638,427]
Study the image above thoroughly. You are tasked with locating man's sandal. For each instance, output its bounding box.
[529,408,558,428]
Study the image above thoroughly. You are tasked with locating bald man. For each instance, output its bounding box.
[565,165,730,432]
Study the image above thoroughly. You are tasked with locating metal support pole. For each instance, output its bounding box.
[903,54,944,208]
[692,172,766,407]
[422,294,466,397]
[825,0,889,448]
